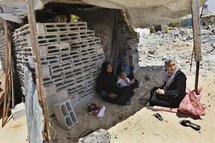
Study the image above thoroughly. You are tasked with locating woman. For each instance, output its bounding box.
[96,61,134,105]
[116,56,139,88]
[149,59,187,108]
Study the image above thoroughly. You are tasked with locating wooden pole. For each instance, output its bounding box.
[191,0,202,94]
[2,20,12,127]
[26,0,50,142]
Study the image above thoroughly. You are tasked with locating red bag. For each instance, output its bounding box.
[178,88,205,117]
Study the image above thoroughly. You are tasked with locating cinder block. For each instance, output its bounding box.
[70,42,81,50]
[53,99,78,129]
[52,74,64,84]
[43,84,57,98]
[73,68,83,76]
[36,23,46,35]
[85,79,94,89]
[61,62,72,73]
[79,31,88,39]
[50,64,63,75]
[80,49,89,57]
[39,46,48,57]
[68,22,87,31]
[41,65,50,78]
[56,82,66,91]
[42,55,60,65]
[60,53,71,63]
[79,88,94,102]
[58,34,70,42]
[37,34,59,46]
[64,77,76,87]
[81,56,90,66]
[46,44,60,55]
[76,75,85,84]
[70,93,79,106]
[43,77,54,86]
[88,37,101,46]
[59,43,70,52]
[68,86,78,96]
[85,47,96,55]
[90,54,98,63]
[45,89,69,116]
[72,58,82,69]
[87,30,95,38]
[63,71,74,81]
[70,51,80,59]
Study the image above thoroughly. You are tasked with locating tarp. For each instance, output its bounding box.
[0,0,207,27]
[81,0,206,27]
[0,0,43,23]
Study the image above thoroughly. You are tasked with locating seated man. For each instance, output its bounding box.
[149,59,187,108]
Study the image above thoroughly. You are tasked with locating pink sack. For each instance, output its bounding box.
[178,88,206,117]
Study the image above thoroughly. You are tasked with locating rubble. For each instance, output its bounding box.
[138,27,215,75]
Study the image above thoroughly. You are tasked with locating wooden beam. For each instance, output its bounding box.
[192,0,202,62]
[191,0,201,94]
[2,20,12,127]
[26,0,50,142]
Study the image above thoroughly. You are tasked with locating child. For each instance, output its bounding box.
[117,70,134,88]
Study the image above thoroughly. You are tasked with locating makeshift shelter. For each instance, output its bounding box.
[0,0,206,142]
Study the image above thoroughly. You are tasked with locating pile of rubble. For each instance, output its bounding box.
[138,27,215,75]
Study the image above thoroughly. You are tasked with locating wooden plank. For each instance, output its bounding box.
[191,0,201,94]
[192,0,202,62]
[2,20,11,127]
[26,0,50,142]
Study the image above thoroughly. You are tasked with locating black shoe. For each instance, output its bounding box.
[179,120,201,131]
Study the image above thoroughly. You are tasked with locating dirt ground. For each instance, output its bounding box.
[0,28,215,142]
[108,71,215,143]
[0,66,214,143]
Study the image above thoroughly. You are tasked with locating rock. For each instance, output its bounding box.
[212,43,215,48]
[78,129,111,143]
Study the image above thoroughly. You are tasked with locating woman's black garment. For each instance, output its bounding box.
[149,70,187,108]
[96,62,134,105]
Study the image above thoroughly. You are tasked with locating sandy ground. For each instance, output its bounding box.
[0,68,214,143]
[0,70,28,143]
[0,28,215,142]
[108,71,215,143]
[0,116,28,143]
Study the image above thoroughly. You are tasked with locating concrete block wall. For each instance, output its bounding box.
[118,23,140,71]
[12,22,105,119]
[119,38,140,71]
[125,39,140,70]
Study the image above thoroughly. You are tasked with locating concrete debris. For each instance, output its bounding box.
[78,129,111,143]
[138,27,215,74]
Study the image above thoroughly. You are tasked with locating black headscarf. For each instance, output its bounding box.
[102,61,111,74]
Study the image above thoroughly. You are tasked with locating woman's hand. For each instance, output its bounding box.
[108,93,118,99]
[156,88,165,95]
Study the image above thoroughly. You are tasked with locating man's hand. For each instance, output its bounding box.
[156,88,165,95]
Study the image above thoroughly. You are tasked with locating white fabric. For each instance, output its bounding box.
[117,77,130,88]
[24,66,43,143]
